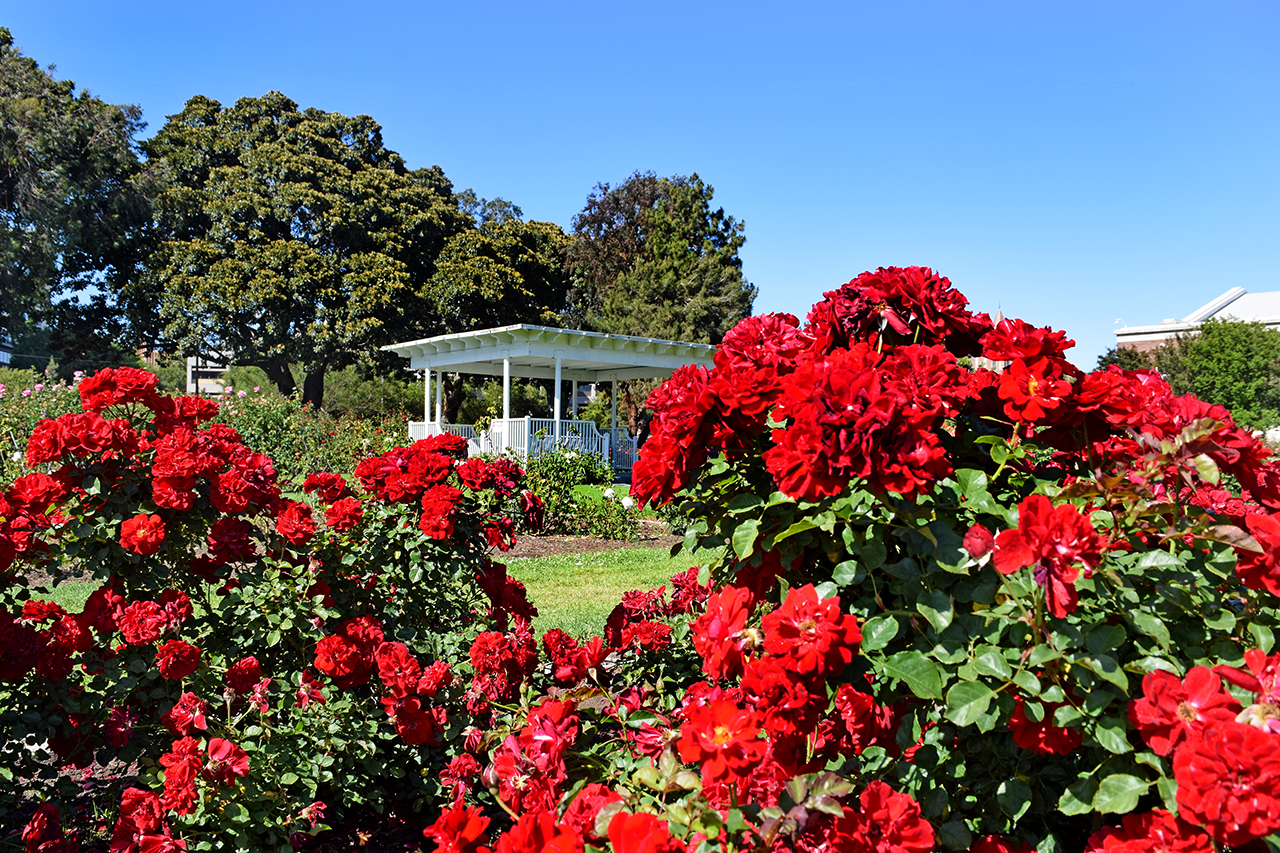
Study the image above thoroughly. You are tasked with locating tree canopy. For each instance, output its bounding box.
[567,171,755,344]
[138,92,467,406]
[0,27,149,361]
[1102,319,1280,430]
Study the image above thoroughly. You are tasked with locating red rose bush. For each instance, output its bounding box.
[6,266,1280,851]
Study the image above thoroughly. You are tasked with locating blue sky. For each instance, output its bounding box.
[5,1,1277,366]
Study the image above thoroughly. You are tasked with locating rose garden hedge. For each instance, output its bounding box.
[4,267,1280,852]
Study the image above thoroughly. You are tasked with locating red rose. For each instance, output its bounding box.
[120,514,165,556]
[324,497,364,532]
[112,787,168,852]
[761,583,861,675]
[302,472,350,503]
[1008,694,1083,755]
[225,656,263,693]
[159,736,204,814]
[274,500,317,546]
[1174,722,1280,846]
[1084,809,1212,853]
[155,640,202,680]
[831,780,934,853]
[425,804,491,853]
[677,696,767,785]
[608,811,682,853]
[162,692,208,736]
[118,601,166,645]
[1128,667,1240,756]
[205,737,250,786]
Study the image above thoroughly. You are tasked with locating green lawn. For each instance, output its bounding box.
[507,545,706,639]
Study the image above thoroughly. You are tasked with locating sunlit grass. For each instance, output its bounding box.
[507,546,708,639]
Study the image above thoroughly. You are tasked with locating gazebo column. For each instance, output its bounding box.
[502,358,511,451]
[571,381,578,418]
[435,371,443,424]
[424,370,431,423]
[611,379,618,432]
[553,356,562,443]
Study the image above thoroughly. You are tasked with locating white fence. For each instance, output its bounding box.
[408,417,639,474]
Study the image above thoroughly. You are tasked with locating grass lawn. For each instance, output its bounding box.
[507,545,710,639]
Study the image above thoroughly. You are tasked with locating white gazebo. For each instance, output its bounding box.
[382,324,716,474]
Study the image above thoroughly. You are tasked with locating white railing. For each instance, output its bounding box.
[408,417,635,473]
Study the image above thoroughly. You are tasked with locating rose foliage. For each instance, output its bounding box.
[6,266,1280,852]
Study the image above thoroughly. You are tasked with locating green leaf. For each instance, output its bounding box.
[1012,670,1041,695]
[916,590,954,632]
[727,493,765,511]
[860,537,887,570]
[280,772,299,785]
[928,521,969,573]
[861,615,899,653]
[1058,776,1099,815]
[1086,654,1130,691]
[973,645,1012,679]
[945,681,995,727]
[1129,611,1171,648]
[1094,774,1149,814]
[832,560,862,587]
[1136,551,1182,569]
[880,650,943,699]
[1249,622,1276,653]
[997,779,1032,821]
[772,517,815,544]
[1092,716,1133,755]
[1086,624,1127,655]
[1205,607,1236,632]
[731,518,760,560]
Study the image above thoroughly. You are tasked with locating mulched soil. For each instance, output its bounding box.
[504,519,680,559]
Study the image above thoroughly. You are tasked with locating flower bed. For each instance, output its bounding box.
[5,266,1280,852]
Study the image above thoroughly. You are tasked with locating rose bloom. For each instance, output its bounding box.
[1008,694,1082,755]
[677,696,767,785]
[325,497,364,532]
[205,737,251,786]
[1084,809,1213,853]
[225,656,263,693]
[831,780,934,853]
[162,692,208,736]
[1128,667,1240,756]
[120,513,165,556]
[1174,721,1280,846]
[608,811,682,853]
[424,803,491,853]
[761,583,861,675]
[155,639,202,680]
[118,600,166,645]
[275,500,317,546]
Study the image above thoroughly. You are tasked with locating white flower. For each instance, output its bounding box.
[603,488,616,500]
[565,451,578,459]
[10,451,22,463]
[621,496,634,509]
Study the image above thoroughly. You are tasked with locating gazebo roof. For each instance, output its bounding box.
[382,324,716,382]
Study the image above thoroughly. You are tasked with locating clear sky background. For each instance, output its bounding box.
[4,1,1276,367]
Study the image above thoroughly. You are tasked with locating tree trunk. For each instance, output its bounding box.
[260,358,297,397]
[301,363,326,411]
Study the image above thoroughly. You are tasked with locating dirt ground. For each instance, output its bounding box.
[504,519,680,559]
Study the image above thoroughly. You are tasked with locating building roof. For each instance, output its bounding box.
[1115,287,1280,347]
[382,324,716,382]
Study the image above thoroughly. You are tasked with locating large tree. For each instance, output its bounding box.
[567,171,755,344]
[427,198,572,420]
[0,27,150,361]
[567,171,755,429]
[1151,317,1280,430]
[139,92,466,407]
